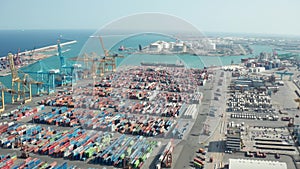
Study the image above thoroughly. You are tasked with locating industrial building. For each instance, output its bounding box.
[148,41,187,53]
[226,127,242,151]
[293,125,300,144]
[228,159,287,169]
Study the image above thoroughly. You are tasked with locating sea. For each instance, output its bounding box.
[0,29,275,104]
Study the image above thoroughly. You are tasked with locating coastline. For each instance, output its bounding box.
[0,40,77,58]
[0,40,77,76]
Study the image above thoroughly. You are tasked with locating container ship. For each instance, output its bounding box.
[140,62,185,68]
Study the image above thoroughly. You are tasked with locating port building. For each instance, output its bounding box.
[226,127,242,151]
[229,159,287,169]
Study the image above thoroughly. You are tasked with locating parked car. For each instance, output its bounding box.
[245,151,254,157]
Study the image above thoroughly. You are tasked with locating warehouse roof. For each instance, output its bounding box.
[229,159,287,169]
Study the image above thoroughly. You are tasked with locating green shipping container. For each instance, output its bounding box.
[140,154,147,162]
[126,147,132,156]
[194,161,203,168]
[120,153,125,159]
[134,159,140,168]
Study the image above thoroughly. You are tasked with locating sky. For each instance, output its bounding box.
[1,0,300,35]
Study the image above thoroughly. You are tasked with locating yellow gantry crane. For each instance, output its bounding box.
[0,82,9,113]
[8,53,42,104]
[70,36,124,78]
[69,53,95,78]
[0,82,15,113]
[98,36,124,73]
[69,52,107,78]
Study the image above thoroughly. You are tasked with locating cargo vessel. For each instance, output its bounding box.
[140,62,185,68]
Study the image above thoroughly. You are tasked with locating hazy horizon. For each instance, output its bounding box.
[1,29,300,39]
[1,0,300,36]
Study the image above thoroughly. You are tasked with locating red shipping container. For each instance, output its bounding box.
[2,165,9,169]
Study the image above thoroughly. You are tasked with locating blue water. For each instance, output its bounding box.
[0,30,94,57]
[0,30,273,104]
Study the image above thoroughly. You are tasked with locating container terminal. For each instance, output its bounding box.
[0,63,208,169]
[0,36,208,169]
[1,38,300,169]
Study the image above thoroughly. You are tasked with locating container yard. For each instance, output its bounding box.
[0,152,100,169]
[35,66,207,138]
[0,121,160,168]
[0,63,209,169]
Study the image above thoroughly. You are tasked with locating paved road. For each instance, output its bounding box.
[173,68,231,169]
[173,71,215,169]
[204,70,231,169]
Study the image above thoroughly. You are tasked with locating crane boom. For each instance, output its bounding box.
[8,53,19,81]
[99,36,109,57]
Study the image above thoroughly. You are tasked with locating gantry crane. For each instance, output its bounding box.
[275,71,294,81]
[70,52,112,78]
[69,36,124,77]
[69,52,100,78]
[8,53,42,104]
[90,52,114,77]
[57,39,82,85]
[23,60,59,95]
[0,82,15,113]
[98,36,124,72]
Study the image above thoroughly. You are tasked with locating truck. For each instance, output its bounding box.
[197,155,206,161]
[281,117,290,121]
[194,157,204,165]
[255,151,266,158]
[198,148,206,155]
[209,157,214,162]
[245,151,253,157]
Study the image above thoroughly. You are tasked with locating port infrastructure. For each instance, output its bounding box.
[0,82,15,113]
[57,39,81,85]
[23,60,60,95]
[98,36,124,73]
[276,71,294,80]
[70,36,124,78]
[8,53,43,104]
[69,52,106,78]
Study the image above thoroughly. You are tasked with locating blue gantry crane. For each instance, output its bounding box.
[23,39,81,94]
[57,39,81,85]
[275,71,294,81]
[23,60,60,94]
